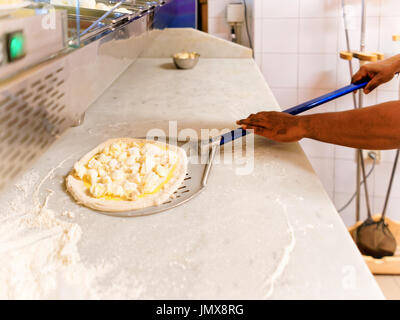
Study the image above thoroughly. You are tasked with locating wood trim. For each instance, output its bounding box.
[198,0,208,33]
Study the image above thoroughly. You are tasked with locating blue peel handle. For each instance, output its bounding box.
[219,80,368,146]
[283,80,368,115]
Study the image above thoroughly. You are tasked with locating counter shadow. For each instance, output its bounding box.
[159,63,176,70]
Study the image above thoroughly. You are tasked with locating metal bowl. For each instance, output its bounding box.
[172,52,200,70]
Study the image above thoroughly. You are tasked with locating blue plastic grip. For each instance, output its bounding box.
[283,81,368,115]
[219,80,368,146]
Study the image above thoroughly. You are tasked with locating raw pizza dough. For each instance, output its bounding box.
[66,138,188,212]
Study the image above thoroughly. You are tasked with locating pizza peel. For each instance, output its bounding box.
[99,81,368,217]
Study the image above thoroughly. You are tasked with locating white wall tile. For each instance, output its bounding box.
[253,0,262,19]
[334,158,375,220]
[381,150,398,163]
[362,89,378,108]
[208,0,229,19]
[336,58,354,88]
[262,0,299,18]
[335,145,356,160]
[300,139,334,159]
[334,89,377,111]
[379,17,400,55]
[335,159,357,193]
[299,18,338,53]
[373,197,400,221]
[307,157,335,198]
[334,194,352,226]
[373,162,400,197]
[298,54,337,89]
[342,0,381,17]
[270,88,298,108]
[380,0,400,17]
[299,0,339,18]
[377,88,399,103]
[208,17,231,36]
[262,18,299,53]
[262,53,298,87]
[337,16,380,52]
[254,51,262,68]
[378,76,399,94]
[254,18,262,53]
[335,192,369,227]
[338,157,378,197]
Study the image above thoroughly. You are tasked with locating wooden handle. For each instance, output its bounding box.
[340,51,353,60]
[340,51,384,62]
[353,51,378,62]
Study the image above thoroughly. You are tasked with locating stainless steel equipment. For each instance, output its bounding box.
[0,0,171,191]
[0,8,67,80]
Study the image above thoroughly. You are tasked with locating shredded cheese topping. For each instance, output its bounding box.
[73,141,178,201]
[174,51,198,59]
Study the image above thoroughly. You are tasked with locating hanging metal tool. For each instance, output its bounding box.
[353,150,398,258]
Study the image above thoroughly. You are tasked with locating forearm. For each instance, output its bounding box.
[300,101,400,150]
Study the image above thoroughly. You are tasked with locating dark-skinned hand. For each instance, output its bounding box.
[237,111,307,142]
[352,55,400,94]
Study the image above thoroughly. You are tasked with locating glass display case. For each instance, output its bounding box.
[34,0,167,46]
[0,0,169,80]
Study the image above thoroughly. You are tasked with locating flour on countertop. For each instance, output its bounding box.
[263,198,296,299]
[0,159,143,299]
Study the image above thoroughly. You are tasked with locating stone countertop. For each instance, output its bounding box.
[0,57,384,299]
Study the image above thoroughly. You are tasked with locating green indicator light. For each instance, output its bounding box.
[7,31,25,62]
[10,35,24,59]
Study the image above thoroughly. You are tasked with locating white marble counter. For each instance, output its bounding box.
[0,44,384,298]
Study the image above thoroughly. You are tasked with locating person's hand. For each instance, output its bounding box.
[237,111,307,142]
[352,55,400,94]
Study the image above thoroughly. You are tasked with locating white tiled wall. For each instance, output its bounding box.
[209,0,400,227]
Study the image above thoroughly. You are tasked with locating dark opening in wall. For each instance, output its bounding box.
[197,0,208,32]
